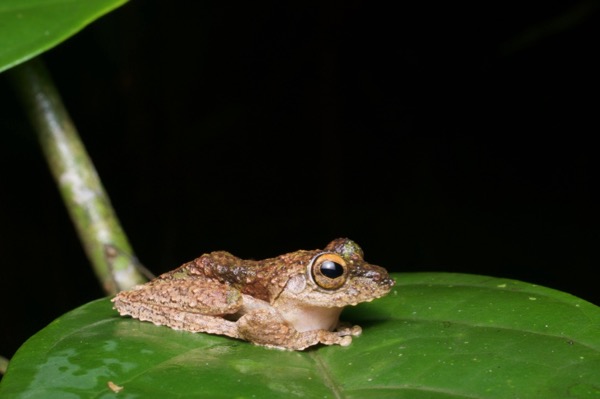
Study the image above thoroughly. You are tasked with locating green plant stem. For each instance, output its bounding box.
[0,355,8,375]
[8,57,147,295]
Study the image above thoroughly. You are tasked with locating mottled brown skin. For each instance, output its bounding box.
[112,238,394,350]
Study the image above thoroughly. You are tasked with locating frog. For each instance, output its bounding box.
[112,238,394,350]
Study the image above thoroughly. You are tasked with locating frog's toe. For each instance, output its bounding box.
[335,324,362,337]
[349,325,362,336]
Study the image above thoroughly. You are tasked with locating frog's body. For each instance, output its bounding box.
[112,238,394,350]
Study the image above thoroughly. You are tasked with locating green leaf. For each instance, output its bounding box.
[0,0,127,74]
[1,273,600,398]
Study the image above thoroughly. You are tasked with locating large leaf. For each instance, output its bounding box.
[1,272,599,398]
[0,0,127,73]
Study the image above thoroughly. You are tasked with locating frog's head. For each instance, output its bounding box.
[280,238,395,307]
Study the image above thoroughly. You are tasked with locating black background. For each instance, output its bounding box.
[1,1,599,360]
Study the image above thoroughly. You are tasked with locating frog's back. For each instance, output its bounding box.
[183,250,316,303]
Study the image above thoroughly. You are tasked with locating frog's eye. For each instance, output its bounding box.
[311,253,348,290]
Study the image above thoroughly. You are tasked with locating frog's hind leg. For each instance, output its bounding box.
[112,278,243,339]
[117,300,241,338]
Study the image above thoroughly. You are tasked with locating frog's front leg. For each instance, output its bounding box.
[236,309,355,350]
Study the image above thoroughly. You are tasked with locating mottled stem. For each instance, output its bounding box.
[0,355,8,375]
[8,57,147,294]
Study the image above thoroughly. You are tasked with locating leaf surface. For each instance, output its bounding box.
[0,0,127,73]
[1,272,600,398]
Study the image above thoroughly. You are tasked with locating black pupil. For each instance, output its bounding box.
[320,260,344,278]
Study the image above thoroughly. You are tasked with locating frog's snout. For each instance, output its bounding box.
[353,263,394,288]
[383,275,395,288]
[374,268,395,294]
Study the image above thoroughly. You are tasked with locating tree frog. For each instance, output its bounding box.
[112,238,394,350]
